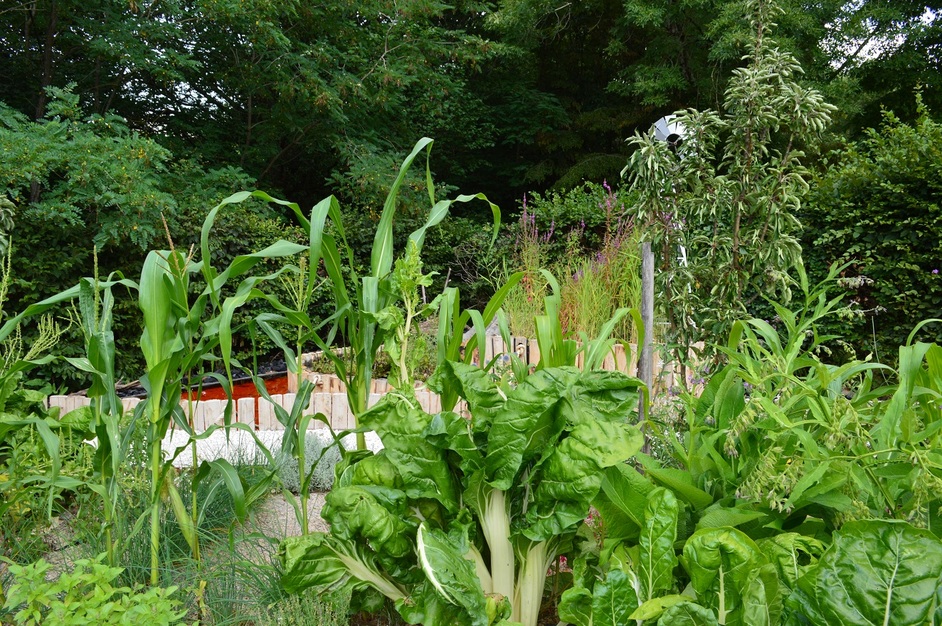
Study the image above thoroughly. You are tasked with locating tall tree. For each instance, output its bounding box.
[624,0,835,354]
[483,0,940,192]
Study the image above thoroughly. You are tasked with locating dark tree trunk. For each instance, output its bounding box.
[34,0,58,121]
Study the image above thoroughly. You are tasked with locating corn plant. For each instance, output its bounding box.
[434,273,524,411]
[135,204,311,584]
[316,138,498,450]
[66,272,140,566]
[0,209,311,584]
[216,138,501,451]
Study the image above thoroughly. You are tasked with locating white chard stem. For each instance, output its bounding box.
[484,490,515,609]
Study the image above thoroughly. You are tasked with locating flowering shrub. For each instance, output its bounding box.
[499,182,644,341]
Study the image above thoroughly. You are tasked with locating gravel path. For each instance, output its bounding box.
[250,490,331,537]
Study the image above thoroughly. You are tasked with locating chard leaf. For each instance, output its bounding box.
[592,498,641,544]
[681,527,765,626]
[485,368,580,489]
[397,587,457,626]
[322,485,414,559]
[524,420,643,540]
[557,549,598,626]
[639,487,680,601]
[656,601,720,626]
[359,395,459,511]
[397,580,506,626]
[756,533,824,592]
[596,464,655,541]
[415,522,489,626]
[630,594,689,620]
[558,586,593,626]
[590,568,640,626]
[569,370,643,424]
[742,562,781,626]
[428,360,505,428]
[350,451,404,489]
[695,504,767,531]
[279,532,405,601]
[785,520,942,626]
[426,410,481,467]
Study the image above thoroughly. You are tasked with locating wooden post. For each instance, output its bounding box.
[639,242,654,451]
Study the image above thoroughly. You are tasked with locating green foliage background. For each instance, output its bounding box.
[0,0,940,378]
[803,99,942,355]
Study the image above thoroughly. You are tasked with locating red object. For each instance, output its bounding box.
[183,375,289,401]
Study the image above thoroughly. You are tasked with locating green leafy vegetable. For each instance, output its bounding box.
[681,527,765,626]
[639,487,680,601]
[657,601,720,626]
[281,362,645,626]
[785,520,942,625]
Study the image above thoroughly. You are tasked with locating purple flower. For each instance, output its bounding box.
[933,269,939,274]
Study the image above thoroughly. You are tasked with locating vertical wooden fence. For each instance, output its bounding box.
[48,337,697,431]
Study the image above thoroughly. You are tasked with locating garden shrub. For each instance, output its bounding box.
[804,98,942,355]
[2,88,324,389]
[503,182,635,260]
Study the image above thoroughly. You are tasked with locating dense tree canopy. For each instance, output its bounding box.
[3,0,937,210]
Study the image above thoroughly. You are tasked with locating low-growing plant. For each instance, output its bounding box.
[274,432,343,494]
[1,554,187,625]
[247,589,349,626]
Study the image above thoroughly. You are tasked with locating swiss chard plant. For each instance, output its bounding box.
[279,359,645,626]
[562,476,815,626]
